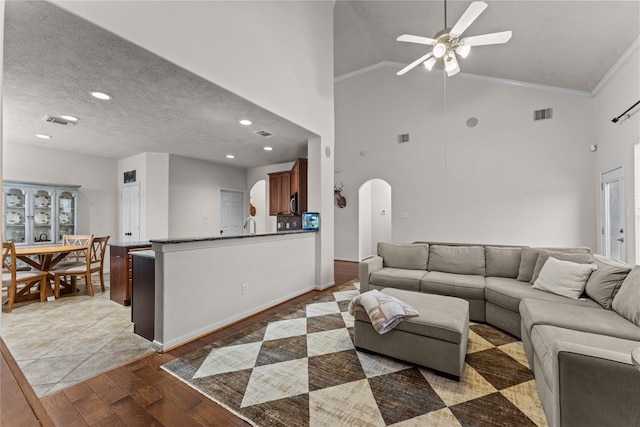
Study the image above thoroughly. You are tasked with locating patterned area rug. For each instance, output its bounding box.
[162,281,548,426]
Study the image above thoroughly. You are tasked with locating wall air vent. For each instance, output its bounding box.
[43,115,77,126]
[398,133,410,143]
[534,108,553,121]
[256,130,273,137]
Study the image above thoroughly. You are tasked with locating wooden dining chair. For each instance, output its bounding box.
[2,241,49,312]
[52,235,110,298]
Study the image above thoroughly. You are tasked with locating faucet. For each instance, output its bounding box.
[244,216,256,234]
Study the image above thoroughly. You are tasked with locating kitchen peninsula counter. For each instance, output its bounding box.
[150,230,318,351]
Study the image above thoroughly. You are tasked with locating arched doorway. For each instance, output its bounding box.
[359,179,392,260]
[249,180,267,233]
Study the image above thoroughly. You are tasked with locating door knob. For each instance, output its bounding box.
[617,238,625,242]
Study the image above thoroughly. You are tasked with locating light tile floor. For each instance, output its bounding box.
[0,279,153,397]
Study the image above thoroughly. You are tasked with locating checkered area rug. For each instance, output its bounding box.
[162,281,549,426]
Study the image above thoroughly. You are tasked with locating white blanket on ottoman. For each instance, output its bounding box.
[348,289,419,334]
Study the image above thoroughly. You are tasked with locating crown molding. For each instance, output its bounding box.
[335,38,640,99]
[590,36,640,97]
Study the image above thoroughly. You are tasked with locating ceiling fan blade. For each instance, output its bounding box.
[396,34,437,45]
[461,31,512,46]
[450,1,488,37]
[397,52,434,76]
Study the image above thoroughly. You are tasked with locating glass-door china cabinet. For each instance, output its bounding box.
[3,181,80,245]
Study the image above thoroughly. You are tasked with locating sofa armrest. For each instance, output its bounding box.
[359,256,383,293]
[552,341,640,427]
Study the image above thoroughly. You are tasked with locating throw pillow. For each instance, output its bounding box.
[517,247,540,282]
[530,250,593,284]
[612,266,640,327]
[585,255,631,309]
[532,257,598,299]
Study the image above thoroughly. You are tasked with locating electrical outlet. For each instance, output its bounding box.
[242,283,248,295]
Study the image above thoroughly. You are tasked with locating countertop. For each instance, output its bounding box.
[109,241,151,248]
[150,229,317,245]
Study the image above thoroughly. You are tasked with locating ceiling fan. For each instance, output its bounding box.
[396,0,512,77]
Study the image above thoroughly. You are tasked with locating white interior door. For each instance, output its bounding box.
[220,189,244,236]
[601,167,625,261]
[121,184,140,242]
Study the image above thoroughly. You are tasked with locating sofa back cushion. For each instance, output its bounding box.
[485,246,522,278]
[517,246,591,282]
[530,250,593,284]
[585,255,631,309]
[612,265,640,326]
[428,245,485,276]
[377,243,429,270]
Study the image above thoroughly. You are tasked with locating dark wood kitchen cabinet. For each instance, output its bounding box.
[268,171,291,215]
[109,242,151,306]
[131,251,155,341]
[268,158,307,216]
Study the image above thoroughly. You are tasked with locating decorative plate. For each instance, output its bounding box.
[6,211,23,225]
[59,212,71,224]
[34,195,50,207]
[34,211,51,225]
[6,194,23,207]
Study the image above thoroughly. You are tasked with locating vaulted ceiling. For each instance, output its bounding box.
[335,0,639,93]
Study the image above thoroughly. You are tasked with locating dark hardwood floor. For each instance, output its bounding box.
[37,260,359,426]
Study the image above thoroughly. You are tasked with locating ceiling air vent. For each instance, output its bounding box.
[43,115,77,126]
[534,108,553,121]
[256,130,273,137]
[398,133,410,143]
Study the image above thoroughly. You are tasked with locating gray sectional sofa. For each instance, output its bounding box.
[359,242,640,427]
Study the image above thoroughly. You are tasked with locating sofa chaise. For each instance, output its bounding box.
[359,242,640,427]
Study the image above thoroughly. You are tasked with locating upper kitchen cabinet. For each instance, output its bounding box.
[291,158,307,215]
[3,180,79,245]
[268,171,291,215]
[268,158,307,216]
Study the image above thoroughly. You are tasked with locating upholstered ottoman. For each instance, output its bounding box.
[353,288,469,379]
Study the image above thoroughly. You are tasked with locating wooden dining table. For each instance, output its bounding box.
[14,244,88,301]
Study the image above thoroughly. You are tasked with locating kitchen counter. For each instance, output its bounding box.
[150,229,315,245]
[109,241,151,248]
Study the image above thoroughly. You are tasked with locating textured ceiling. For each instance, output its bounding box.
[335,0,640,92]
[3,1,315,168]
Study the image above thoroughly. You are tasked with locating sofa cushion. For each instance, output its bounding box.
[585,255,631,309]
[485,277,600,313]
[519,298,640,341]
[612,265,640,327]
[517,247,591,282]
[420,271,485,299]
[485,246,522,278]
[530,250,593,284]
[530,325,640,391]
[378,243,429,270]
[369,268,427,292]
[428,245,485,276]
[531,257,597,300]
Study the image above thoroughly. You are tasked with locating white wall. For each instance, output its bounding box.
[335,67,597,261]
[358,180,372,260]
[592,49,640,263]
[370,178,392,253]
[4,143,118,240]
[168,155,246,238]
[55,0,335,288]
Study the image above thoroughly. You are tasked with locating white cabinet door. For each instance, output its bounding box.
[121,185,140,242]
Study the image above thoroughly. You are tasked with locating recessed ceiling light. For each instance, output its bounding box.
[239,119,252,126]
[226,154,235,159]
[263,146,273,151]
[36,134,52,139]
[89,91,112,100]
[61,115,79,121]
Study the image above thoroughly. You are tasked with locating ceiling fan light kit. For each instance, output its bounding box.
[396,0,512,77]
